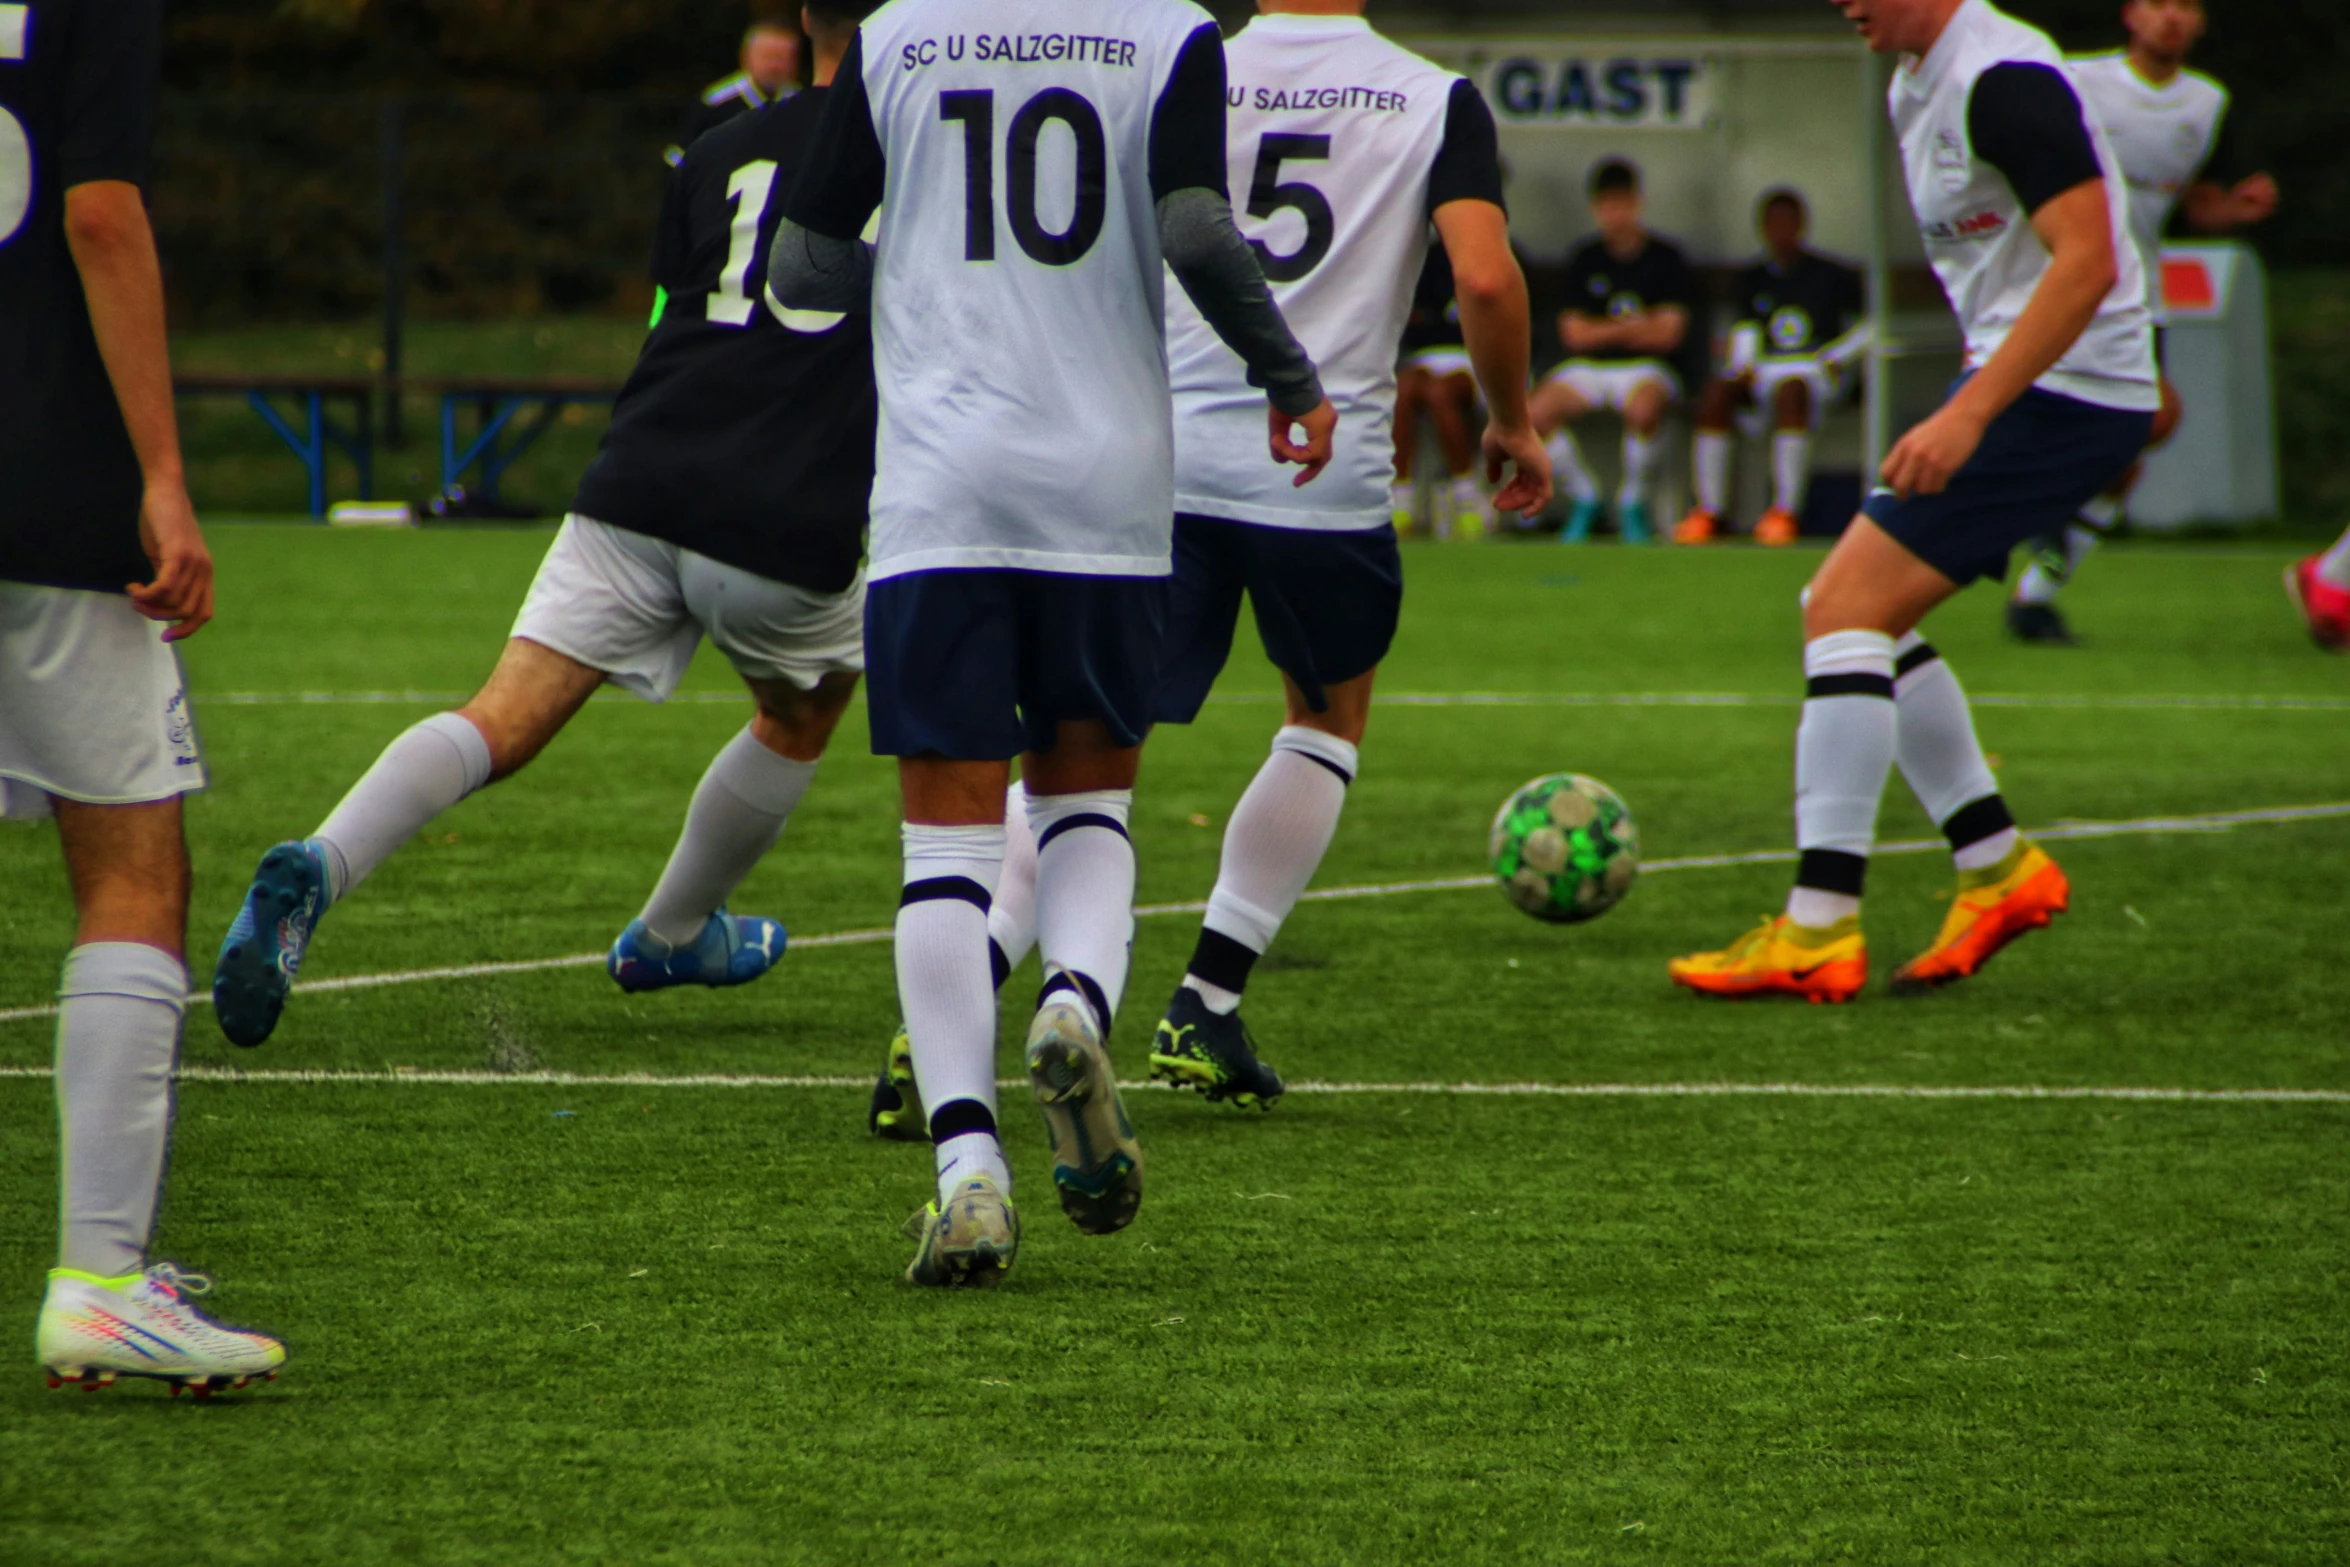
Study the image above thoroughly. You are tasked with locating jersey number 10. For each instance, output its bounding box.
[939,87,1107,266]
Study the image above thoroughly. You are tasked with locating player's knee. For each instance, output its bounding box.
[1774,378,1811,428]
[454,703,540,783]
[2149,397,2182,448]
[1696,379,1738,428]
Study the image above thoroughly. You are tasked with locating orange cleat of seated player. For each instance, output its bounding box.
[1669,913,1866,1004]
[1753,507,1800,547]
[1889,839,2069,997]
[1672,506,1719,545]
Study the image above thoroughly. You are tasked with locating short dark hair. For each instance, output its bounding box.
[1759,187,1806,221]
[1589,159,1639,200]
[802,0,881,27]
[743,16,798,41]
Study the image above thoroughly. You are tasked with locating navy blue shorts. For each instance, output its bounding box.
[1153,514,1404,725]
[864,569,1167,759]
[1864,382,2153,586]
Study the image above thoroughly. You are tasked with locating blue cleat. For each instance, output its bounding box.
[213,840,334,1049]
[1618,498,1655,544]
[607,912,786,993]
[1559,496,1603,543]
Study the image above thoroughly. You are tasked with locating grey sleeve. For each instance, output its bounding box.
[1157,187,1326,417]
[768,219,874,314]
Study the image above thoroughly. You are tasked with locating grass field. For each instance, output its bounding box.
[2,527,2346,1565]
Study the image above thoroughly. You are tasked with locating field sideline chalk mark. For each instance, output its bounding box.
[199,689,2350,713]
[0,1065,2338,1103]
[1,799,2345,1028]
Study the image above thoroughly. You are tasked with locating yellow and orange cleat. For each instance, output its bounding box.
[1673,506,1719,545]
[1668,913,1867,1004]
[1753,507,1800,546]
[1889,839,2069,997]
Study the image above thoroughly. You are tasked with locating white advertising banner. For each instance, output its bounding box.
[1480,52,1717,131]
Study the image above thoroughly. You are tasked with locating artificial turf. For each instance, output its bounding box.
[1,525,2344,1564]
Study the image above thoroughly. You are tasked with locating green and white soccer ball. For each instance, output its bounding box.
[1488,773,1640,923]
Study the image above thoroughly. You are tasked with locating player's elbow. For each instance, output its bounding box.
[1452,263,1518,312]
[62,183,149,259]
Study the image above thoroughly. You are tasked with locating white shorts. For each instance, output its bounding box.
[1737,356,1841,434]
[0,583,206,821]
[1403,347,1475,378]
[511,515,866,703]
[1543,359,1682,411]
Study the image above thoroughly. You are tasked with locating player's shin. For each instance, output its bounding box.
[1891,635,2017,872]
[1786,630,1899,928]
[1692,430,1731,517]
[638,726,814,946]
[895,823,1009,1203]
[311,711,494,901]
[1771,432,1812,518]
[990,780,1040,974]
[1185,727,1356,1014]
[55,944,184,1278]
[1025,789,1136,1026]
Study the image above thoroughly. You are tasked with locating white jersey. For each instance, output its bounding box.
[1166,14,1466,532]
[2069,51,2228,321]
[1890,0,2157,411]
[838,0,1217,581]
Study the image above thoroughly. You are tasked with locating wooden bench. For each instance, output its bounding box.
[174,373,375,519]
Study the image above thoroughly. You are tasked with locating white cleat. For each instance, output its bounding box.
[38,1264,286,1395]
[903,1175,1021,1287]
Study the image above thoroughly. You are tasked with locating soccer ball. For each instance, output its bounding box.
[1489,773,1639,923]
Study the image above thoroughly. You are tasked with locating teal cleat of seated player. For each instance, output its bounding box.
[1558,496,1603,543]
[606,912,786,993]
[213,839,334,1049]
[1617,498,1655,544]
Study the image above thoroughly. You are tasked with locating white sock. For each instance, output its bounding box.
[1388,478,1414,518]
[935,1129,1012,1199]
[1448,474,1484,518]
[1771,431,1811,516]
[638,727,815,946]
[1786,630,1898,926]
[1026,789,1136,1029]
[2079,492,2123,530]
[1548,431,1599,504]
[896,822,1006,1194]
[1618,430,1661,511]
[1890,633,2017,871]
[312,711,494,901]
[2315,524,2350,589]
[988,780,1039,980]
[55,944,185,1278]
[1185,727,1357,1014]
[1693,430,1730,514]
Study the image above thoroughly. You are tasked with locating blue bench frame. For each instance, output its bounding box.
[174,379,374,519]
[437,388,619,501]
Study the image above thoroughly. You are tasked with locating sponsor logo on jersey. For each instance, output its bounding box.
[1768,306,1813,351]
[1921,210,2007,242]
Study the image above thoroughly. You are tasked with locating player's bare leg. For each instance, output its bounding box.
[1681,375,1748,543]
[44,798,284,1393]
[1153,667,1372,1108]
[1530,377,1603,540]
[1390,365,1430,533]
[1756,375,1814,546]
[1423,371,1486,538]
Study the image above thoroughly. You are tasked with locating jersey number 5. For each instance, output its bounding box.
[1246,133,1333,283]
[939,88,1107,267]
[0,8,31,247]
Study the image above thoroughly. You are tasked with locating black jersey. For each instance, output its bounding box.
[668,73,794,164]
[573,90,874,594]
[1399,246,1463,355]
[0,0,160,592]
[1733,250,1865,359]
[1559,232,1695,363]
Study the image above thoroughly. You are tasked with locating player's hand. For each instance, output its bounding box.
[1483,420,1553,519]
[1270,398,1338,488]
[2228,173,2280,226]
[128,481,214,642]
[1879,403,1987,499]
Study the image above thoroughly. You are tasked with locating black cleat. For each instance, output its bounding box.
[869,1025,929,1142]
[1149,987,1286,1110]
[2005,600,2079,645]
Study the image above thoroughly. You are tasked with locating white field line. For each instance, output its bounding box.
[0,1065,2338,1103]
[1,800,2344,1029]
[196,688,2350,712]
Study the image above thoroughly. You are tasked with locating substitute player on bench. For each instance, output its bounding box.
[215,0,886,1046]
[774,0,1333,1285]
[1672,0,2155,1003]
[4,0,287,1392]
[2004,0,2276,643]
[1675,189,1868,547]
[1391,246,1488,540]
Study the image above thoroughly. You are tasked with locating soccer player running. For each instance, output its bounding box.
[1674,189,1870,547]
[869,1,1550,1130]
[772,0,1335,1286]
[214,1,887,1046]
[1671,0,2159,1003]
[1529,159,1696,544]
[3,0,286,1392]
[2003,0,2276,644]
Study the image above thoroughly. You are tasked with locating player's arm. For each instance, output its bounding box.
[1816,266,1873,375]
[1559,307,1629,353]
[1426,81,1548,516]
[1614,304,1689,357]
[2180,111,2278,232]
[1883,62,2120,498]
[1150,23,1333,483]
[771,31,885,312]
[60,4,209,640]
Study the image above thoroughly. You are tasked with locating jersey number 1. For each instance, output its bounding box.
[940,88,1107,266]
[0,9,31,247]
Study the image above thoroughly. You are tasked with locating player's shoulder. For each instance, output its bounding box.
[2178,67,2229,111]
[685,90,823,172]
[1641,231,1692,268]
[2065,49,2129,80]
[1967,2,2065,70]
